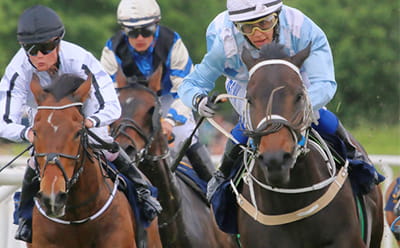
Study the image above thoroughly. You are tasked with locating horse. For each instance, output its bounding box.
[224,43,384,247]
[29,73,162,248]
[384,177,400,245]
[111,68,237,248]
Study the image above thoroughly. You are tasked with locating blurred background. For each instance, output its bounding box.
[0,0,398,155]
[0,1,398,247]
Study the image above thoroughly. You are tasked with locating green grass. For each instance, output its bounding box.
[349,124,400,155]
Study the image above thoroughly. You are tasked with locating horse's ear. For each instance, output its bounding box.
[290,42,311,68]
[115,66,127,88]
[73,73,92,102]
[241,46,258,70]
[148,64,162,93]
[30,73,47,104]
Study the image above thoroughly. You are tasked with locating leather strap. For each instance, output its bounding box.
[236,165,348,225]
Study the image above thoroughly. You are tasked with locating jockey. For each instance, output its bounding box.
[100,0,215,182]
[177,0,378,200]
[0,5,161,243]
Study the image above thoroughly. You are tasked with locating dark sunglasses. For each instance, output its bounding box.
[22,38,61,56]
[123,24,157,38]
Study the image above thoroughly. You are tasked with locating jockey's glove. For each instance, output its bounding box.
[195,94,218,118]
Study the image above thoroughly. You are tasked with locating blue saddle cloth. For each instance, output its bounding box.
[210,131,385,234]
[318,132,385,195]
[385,177,400,212]
[107,162,157,228]
[176,162,208,194]
[13,161,158,229]
[210,163,242,234]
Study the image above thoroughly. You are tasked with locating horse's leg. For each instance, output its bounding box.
[146,218,162,248]
[364,186,384,248]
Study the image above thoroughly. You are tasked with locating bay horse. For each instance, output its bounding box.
[384,177,400,245]
[111,68,237,248]
[227,43,384,247]
[29,73,161,248]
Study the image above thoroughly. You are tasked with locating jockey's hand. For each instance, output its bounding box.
[195,94,218,118]
[84,119,94,128]
[27,129,34,143]
[161,118,174,141]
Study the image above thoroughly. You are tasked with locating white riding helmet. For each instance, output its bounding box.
[117,0,161,27]
[227,0,282,22]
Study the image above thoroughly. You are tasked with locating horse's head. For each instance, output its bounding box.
[31,73,91,217]
[116,64,163,93]
[112,84,162,160]
[242,43,313,186]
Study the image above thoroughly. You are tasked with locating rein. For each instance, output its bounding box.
[207,58,348,225]
[34,102,119,224]
[112,89,169,162]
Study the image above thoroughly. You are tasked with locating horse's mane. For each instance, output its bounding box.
[259,43,288,60]
[44,73,85,101]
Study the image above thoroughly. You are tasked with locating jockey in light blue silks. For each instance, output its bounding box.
[177,0,383,203]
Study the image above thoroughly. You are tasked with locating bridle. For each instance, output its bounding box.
[245,59,314,165]
[33,102,120,225]
[111,86,169,162]
[241,59,337,193]
[34,103,88,192]
[206,59,347,225]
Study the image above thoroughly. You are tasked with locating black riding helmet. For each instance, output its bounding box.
[17,5,65,44]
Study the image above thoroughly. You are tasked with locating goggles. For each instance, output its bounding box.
[235,13,278,36]
[22,38,61,56]
[123,24,157,38]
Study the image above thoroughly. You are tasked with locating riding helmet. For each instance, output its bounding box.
[17,5,65,44]
[117,0,161,27]
[227,0,282,22]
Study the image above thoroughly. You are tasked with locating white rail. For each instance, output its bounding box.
[0,155,399,248]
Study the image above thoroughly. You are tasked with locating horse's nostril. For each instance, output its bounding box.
[283,152,292,161]
[37,191,43,199]
[58,192,68,203]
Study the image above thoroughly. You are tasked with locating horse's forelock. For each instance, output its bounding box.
[45,74,85,101]
[259,43,288,60]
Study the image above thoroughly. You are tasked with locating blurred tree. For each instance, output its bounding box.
[0,0,397,126]
[287,0,399,126]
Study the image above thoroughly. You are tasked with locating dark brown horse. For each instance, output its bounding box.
[228,43,384,247]
[29,73,161,248]
[384,177,400,245]
[111,68,237,248]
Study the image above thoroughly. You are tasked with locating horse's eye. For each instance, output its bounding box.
[74,130,82,139]
[295,93,304,103]
[32,130,37,136]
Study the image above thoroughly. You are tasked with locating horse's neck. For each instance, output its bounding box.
[66,158,108,215]
[140,132,182,213]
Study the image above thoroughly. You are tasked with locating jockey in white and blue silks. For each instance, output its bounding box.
[178,0,379,200]
[100,0,215,182]
[0,5,162,243]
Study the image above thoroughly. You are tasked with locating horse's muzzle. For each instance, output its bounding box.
[258,150,294,186]
[36,191,68,217]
